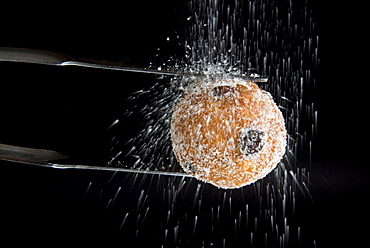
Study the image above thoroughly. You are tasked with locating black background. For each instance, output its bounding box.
[0,1,368,247]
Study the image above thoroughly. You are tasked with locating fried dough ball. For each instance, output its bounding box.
[171,78,286,189]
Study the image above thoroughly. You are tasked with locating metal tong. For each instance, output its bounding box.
[0,47,268,176]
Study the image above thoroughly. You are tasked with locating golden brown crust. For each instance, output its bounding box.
[171,79,286,189]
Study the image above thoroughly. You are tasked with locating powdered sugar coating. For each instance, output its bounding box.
[170,78,287,189]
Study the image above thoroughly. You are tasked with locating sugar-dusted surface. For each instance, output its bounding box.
[171,78,286,189]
